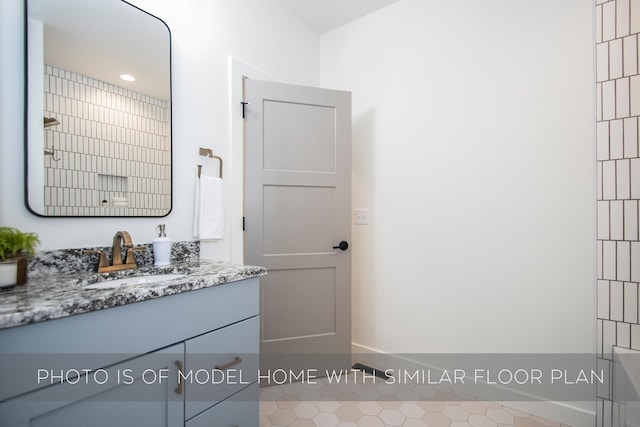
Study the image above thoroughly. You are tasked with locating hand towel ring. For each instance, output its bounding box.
[197,147,223,178]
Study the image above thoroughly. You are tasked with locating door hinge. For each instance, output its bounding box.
[241,102,249,119]
[242,216,245,231]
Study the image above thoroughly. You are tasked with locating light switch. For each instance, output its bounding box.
[355,209,369,225]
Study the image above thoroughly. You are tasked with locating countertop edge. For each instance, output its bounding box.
[0,262,266,330]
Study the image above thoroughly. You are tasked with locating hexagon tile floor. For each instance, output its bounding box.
[258,375,571,427]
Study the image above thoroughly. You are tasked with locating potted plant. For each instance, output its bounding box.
[0,227,40,287]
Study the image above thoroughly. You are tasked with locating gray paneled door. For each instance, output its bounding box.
[243,79,351,374]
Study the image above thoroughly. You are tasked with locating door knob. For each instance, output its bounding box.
[333,241,349,251]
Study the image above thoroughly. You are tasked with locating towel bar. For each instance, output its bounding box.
[197,147,223,178]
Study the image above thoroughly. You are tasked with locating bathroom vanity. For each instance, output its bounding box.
[0,258,266,427]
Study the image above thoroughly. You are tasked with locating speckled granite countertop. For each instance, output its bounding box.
[0,260,266,330]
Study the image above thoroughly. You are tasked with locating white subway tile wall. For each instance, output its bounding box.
[42,66,171,216]
[597,1,640,425]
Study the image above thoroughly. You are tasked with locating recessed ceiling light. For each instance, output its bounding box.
[120,74,135,82]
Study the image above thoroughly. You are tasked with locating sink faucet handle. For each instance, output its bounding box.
[125,245,147,266]
[83,250,109,269]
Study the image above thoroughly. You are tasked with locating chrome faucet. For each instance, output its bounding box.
[84,231,147,273]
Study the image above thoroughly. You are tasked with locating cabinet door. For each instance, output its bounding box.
[0,343,184,427]
[186,383,259,427]
[185,316,259,420]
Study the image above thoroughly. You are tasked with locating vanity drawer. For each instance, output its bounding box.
[185,316,259,420]
[186,383,259,427]
[0,343,184,427]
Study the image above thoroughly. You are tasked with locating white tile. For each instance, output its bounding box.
[618,322,631,348]
[594,5,601,43]
[632,242,640,282]
[603,320,617,359]
[631,75,640,116]
[596,361,611,401]
[620,0,632,36]
[632,0,640,33]
[624,35,638,76]
[611,119,624,159]
[53,168,60,188]
[60,168,67,188]
[597,42,610,82]
[616,159,630,199]
[597,201,610,240]
[611,39,623,79]
[631,158,640,198]
[604,241,618,280]
[624,117,638,158]
[624,200,638,240]
[603,80,616,120]
[616,77,630,118]
[612,201,624,240]
[598,240,604,279]
[53,94,60,114]
[603,160,617,200]
[638,35,640,74]
[633,324,640,350]
[597,83,603,121]
[624,282,638,324]
[599,280,611,319]
[615,402,625,427]
[597,163,602,201]
[618,241,631,281]
[603,1,616,41]
[612,281,624,321]
[599,319,604,358]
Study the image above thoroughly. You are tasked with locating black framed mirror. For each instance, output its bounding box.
[25,0,171,217]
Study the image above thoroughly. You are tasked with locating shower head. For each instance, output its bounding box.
[44,117,60,127]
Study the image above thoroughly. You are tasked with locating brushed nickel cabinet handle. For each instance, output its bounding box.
[215,356,242,371]
[175,360,183,394]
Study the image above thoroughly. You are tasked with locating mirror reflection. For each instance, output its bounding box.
[26,0,172,217]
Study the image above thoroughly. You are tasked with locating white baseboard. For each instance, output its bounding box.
[351,343,596,427]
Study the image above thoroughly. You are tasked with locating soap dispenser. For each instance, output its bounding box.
[153,224,171,267]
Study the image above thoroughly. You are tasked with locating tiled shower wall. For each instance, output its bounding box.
[43,65,171,216]
[596,0,640,426]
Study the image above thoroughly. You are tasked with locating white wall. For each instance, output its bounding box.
[320,0,595,355]
[0,0,318,257]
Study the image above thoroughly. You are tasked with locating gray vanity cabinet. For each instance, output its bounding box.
[0,343,185,426]
[0,277,260,427]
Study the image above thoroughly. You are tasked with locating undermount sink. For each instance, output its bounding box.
[84,274,187,290]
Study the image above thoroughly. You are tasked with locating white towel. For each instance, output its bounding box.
[193,175,224,240]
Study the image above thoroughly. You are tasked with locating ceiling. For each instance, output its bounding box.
[279,0,401,34]
[29,0,170,100]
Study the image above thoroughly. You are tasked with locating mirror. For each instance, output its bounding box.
[26,0,172,216]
